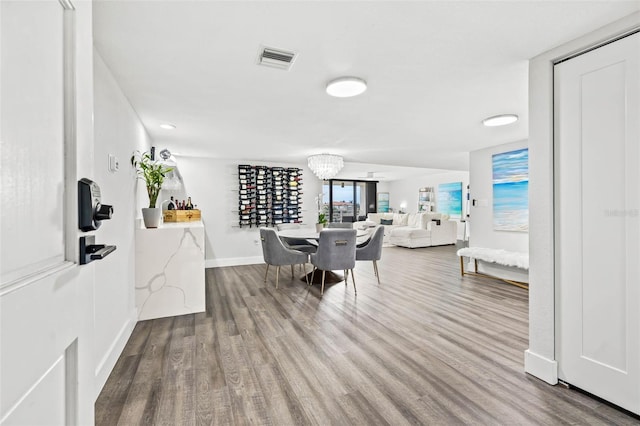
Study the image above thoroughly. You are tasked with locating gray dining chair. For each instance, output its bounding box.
[276,223,317,253]
[355,226,385,284]
[260,228,309,289]
[328,222,353,229]
[310,229,357,295]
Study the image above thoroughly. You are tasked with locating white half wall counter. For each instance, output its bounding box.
[135,220,205,320]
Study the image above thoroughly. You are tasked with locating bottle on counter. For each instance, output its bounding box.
[168,196,175,210]
[186,197,193,210]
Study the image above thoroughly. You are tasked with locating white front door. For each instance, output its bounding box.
[1,1,94,424]
[555,31,640,414]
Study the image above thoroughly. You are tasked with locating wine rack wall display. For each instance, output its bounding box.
[237,165,303,228]
[238,165,256,228]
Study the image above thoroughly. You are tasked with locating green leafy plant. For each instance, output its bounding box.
[318,213,328,225]
[130,151,173,208]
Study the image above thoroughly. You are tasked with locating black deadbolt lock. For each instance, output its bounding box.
[78,178,114,231]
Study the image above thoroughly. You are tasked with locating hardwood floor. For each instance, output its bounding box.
[96,245,639,425]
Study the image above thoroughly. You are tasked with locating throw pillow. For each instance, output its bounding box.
[380,219,393,225]
[393,213,409,226]
[407,213,423,228]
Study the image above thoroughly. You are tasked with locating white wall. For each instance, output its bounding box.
[526,12,640,385]
[468,140,529,283]
[173,157,323,267]
[92,51,150,394]
[469,140,529,252]
[386,171,469,240]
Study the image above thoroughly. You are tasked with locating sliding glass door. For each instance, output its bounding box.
[331,181,355,222]
[323,180,376,223]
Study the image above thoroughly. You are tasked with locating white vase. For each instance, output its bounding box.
[142,207,162,228]
[315,223,324,233]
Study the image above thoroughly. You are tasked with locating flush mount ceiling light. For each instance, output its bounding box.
[307,153,344,180]
[159,123,176,130]
[326,77,367,98]
[482,114,518,127]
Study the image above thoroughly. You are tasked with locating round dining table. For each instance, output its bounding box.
[277,227,369,241]
[277,227,371,285]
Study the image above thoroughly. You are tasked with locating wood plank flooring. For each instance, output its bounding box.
[96,245,640,425]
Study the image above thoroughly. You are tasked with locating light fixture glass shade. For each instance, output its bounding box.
[326,77,367,98]
[307,154,344,180]
[482,114,518,127]
[159,148,172,160]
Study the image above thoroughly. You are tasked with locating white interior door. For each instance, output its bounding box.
[555,31,640,414]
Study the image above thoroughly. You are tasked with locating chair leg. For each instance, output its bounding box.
[302,264,309,285]
[351,269,357,295]
[344,270,348,286]
[373,260,380,285]
[276,265,280,289]
[264,264,270,283]
[310,267,316,286]
[321,270,326,295]
[291,264,295,278]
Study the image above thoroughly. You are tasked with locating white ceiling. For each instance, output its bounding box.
[93,0,640,179]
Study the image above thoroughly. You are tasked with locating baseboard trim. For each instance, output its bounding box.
[524,349,558,384]
[94,309,137,400]
[206,256,263,268]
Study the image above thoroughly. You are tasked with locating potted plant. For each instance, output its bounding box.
[131,151,173,228]
[316,212,328,233]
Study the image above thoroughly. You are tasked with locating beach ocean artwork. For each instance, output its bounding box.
[492,148,529,232]
[437,182,463,219]
[378,192,390,212]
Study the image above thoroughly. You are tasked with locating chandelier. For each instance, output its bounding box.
[307,154,344,180]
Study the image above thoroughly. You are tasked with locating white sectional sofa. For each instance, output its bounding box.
[355,212,457,248]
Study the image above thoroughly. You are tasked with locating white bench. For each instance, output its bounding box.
[456,247,529,289]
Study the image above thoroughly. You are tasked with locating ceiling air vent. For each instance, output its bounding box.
[257,46,297,70]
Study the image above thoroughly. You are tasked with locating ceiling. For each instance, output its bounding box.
[93,0,640,180]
